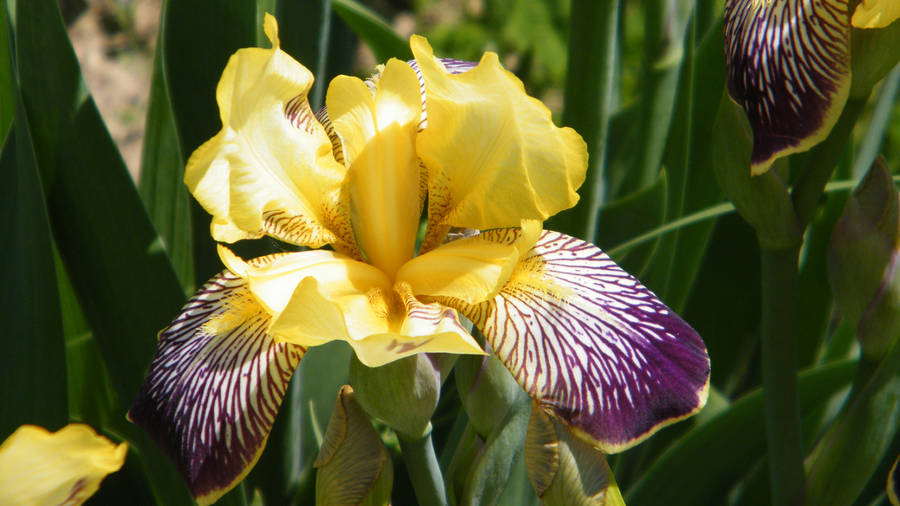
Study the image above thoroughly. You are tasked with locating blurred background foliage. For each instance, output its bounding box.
[2,0,900,504]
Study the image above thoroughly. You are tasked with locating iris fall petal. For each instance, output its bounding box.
[724,0,850,174]
[443,230,710,452]
[128,270,304,505]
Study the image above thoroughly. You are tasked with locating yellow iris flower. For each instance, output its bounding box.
[130,14,708,504]
[186,15,585,367]
[0,424,127,505]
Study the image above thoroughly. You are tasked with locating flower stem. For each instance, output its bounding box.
[399,432,448,506]
[760,246,805,506]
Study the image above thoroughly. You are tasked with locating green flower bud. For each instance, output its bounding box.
[525,404,624,505]
[349,353,441,440]
[712,97,802,249]
[850,20,900,98]
[829,156,900,359]
[455,353,526,438]
[315,385,393,506]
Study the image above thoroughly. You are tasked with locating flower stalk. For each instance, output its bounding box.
[760,245,805,506]
[399,431,448,506]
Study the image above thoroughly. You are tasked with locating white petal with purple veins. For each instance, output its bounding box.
[129,271,304,505]
[446,230,709,453]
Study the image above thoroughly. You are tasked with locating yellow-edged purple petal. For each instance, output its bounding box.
[327,59,424,277]
[411,35,586,250]
[442,230,710,453]
[128,269,304,505]
[0,424,126,506]
[724,0,850,174]
[184,14,355,252]
[853,0,900,28]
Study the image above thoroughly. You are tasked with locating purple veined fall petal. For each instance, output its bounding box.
[128,270,304,505]
[443,230,710,453]
[723,0,850,175]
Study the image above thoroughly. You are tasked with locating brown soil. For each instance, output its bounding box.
[66,0,160,181]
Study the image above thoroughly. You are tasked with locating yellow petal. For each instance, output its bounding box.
[185,14,354,252]
[0,424,127,506]
[218,245,391,317]
[348,286,484,367]
[396,235,521,305]
[852,0,900,28]
[411,35,587,248]
[327,59,424,277]
[271,276,483,366]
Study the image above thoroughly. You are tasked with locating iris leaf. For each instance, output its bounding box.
[0,7,12,144]
[546,0,618,241]
[162,0,257,286]
[641,18,726,312]
[625,360,856,505]
[11,0,192,501]
[806,343,900,504]
[0,123,68,437]
[138,3,193,295]
[332,0,411,62]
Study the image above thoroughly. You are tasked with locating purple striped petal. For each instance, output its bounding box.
[128,271,304,504]
[448,230,709,453]
[724,0,850,174]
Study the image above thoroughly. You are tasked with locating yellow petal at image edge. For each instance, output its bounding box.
[0,424,127,506]
[411,35,587,231]
[184,14,349,249]
[852,0,900,28]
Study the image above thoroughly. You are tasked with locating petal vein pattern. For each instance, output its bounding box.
[448,231,710,453]
[723,0,850,174]
[128,271,304,505]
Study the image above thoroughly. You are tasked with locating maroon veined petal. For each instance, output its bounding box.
[723,0,850,174]
[446,230,710,453]
[128,271,304,505]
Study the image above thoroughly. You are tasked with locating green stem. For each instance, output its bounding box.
[760,246,805,506]
[399,432,448,506]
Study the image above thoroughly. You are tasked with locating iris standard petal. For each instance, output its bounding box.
[442,230,709,453]
[411,35,587,250]
[0,424,126,506]
[852,0,900,28]
[184,14,354,252]
[128,270,304,505]
[724,0,850,174]
[328,58,424,277]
